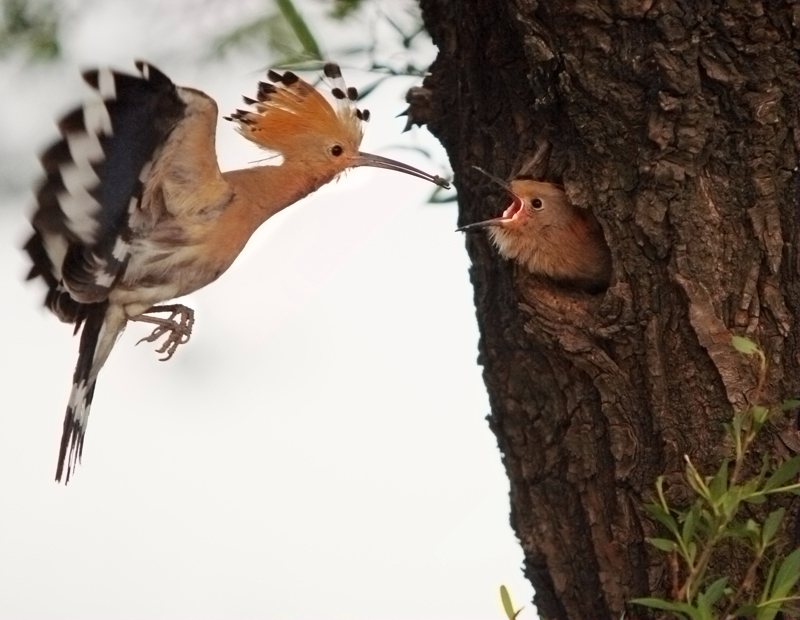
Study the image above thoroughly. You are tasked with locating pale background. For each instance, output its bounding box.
[0,0,536,617]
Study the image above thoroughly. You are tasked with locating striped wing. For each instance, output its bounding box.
[24,61,187,325]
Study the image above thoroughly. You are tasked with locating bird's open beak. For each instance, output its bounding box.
[456,217,507,232]
[354,152,450,188]
[457,166,522,231]
[457,193,524,232]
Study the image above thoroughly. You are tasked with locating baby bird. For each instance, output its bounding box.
[458,169,611,293]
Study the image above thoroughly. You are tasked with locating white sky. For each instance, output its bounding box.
[0,1,536,617]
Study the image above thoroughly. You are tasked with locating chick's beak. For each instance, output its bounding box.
[457,195,523,232]
[456,217,507,232]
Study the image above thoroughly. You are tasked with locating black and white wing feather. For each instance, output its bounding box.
[24,62,188,483]
[25,61,187,325]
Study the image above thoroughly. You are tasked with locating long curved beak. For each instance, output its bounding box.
[456,217,506,232]
[354,151,450,188]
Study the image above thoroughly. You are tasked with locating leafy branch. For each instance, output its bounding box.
[632,336,800,620]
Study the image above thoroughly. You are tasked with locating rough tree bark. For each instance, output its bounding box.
[410,1,799,618]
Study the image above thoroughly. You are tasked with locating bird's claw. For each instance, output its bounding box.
[135,305,195,361]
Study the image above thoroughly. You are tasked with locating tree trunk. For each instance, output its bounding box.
[412,1,799,618]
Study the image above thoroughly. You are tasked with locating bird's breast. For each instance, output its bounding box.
[110,227,227,317]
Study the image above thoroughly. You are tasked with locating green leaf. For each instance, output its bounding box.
[697,576,728,619]
[645,502,679,536]
[745,518,762,547]
[630,597,693,620]
[275,0,323,59]
[734,602,759,618]
[725,518,759,545]
[759,560,777,605]
[761,508,785,549]
[754,554,800,620]
[704,576,729,604]
[699,507,714,526]
[779,399,800,411]
[756,600,782,620]
[731,335,760,355]
[708,459,729,500]
[655,475,670,513]
[681,504,700,546]
[762,483,800,496]
[751,404,770,426]
[685,456,711,501]
[771,548,800,600]
[686,540,697,564]
[740,476,763,501]
[756,596,800,620]
[762,457,800,493]
[720,491,741,521]
[499,585,522,620]
[647,537,678,553]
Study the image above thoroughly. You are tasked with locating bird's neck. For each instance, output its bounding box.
[192,161,338,282]
[222,161,334,224]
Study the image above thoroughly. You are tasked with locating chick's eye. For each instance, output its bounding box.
[531,198,544,210]
[330,144,344,157]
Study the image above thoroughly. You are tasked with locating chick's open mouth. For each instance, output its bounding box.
[502,196,523,220]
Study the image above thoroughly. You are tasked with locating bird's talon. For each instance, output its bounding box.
[132,305,194,361]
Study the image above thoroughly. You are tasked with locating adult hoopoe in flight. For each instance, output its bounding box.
[25,60,448,483]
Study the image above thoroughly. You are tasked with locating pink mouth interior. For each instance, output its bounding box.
[502,196,523,219]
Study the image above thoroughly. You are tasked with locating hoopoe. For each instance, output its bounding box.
[458,167,611,293]
[25,60,448,483]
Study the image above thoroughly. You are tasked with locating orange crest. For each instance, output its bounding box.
[227,63,368,158]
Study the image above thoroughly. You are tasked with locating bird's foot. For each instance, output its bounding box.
[133,304,195,361]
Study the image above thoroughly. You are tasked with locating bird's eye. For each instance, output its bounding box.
[330,145,344,157]
[531,198,544,210]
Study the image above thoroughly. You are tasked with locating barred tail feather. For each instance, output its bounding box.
[55,301,124,483]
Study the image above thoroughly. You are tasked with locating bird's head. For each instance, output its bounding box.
[227,63,448,188]
[458,168,574,240]
[458,166,612,292]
